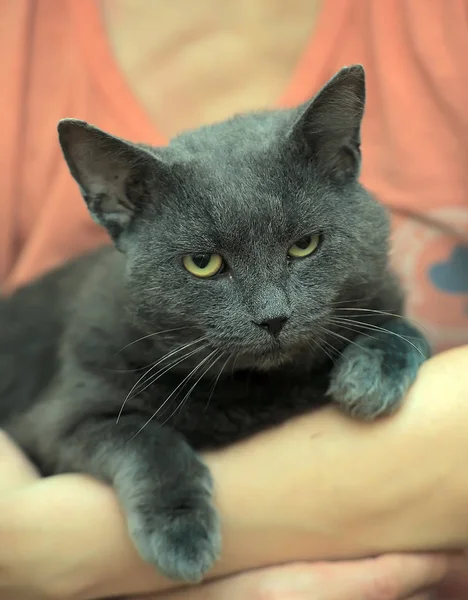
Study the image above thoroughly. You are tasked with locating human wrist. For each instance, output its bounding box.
[357,345,468,553]
[1,348,467,600]
[0,476,168,600]
[205,346,468,562]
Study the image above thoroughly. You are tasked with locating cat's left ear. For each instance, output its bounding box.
[58,119,162,243]
[291,65,365,182]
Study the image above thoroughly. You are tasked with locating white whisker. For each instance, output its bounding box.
[331,294,377,306]
[335,307,427,332]
[127,344,209,402]
[230,352,240,377]
[128,350,219,440]
[163,352,224,426]
[118,327,193,352]
[312,338,339,363]
[328,317,382,343]
[330,316,426,358]
[204,354,230,412]
[319,325,369,353]
[116,336,206,423]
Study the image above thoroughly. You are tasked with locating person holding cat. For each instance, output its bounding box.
[1,352,468,600]
[1,1,468,599]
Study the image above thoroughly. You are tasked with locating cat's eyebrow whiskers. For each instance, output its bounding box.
[116,336,208,423]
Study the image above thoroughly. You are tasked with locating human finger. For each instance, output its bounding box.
[265,553,454,600]
[324,553,452,600]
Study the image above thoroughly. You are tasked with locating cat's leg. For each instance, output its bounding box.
[327,319,431,420]
[39,385,221,582]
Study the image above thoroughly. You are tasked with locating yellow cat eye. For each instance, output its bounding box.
[288,234,321,258]
[183,253,224,278]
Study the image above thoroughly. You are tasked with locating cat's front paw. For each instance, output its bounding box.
[327,320,430,420]
[128,494,221,582]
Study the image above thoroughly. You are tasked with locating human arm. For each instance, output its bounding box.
[1,346,468,599]
[153,555,465,600]
[0,438,462,600]
[207,344,468,565]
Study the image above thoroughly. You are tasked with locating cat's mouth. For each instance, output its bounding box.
[208,326,316,371]
[226,341,296,370]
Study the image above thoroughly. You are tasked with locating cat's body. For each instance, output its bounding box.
[0,244,403,458]
[0,66,430,581]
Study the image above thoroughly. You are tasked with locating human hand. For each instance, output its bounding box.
[432,551,468,599]
[0,430,165,600]
[152,554,467,600]
[0,435,463,600]
[1,348,468,600]
[206,345,468,565]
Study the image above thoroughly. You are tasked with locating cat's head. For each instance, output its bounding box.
[58,65,390,369]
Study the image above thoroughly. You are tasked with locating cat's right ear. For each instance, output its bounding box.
[58,119,163,243]
[291,65,365,183]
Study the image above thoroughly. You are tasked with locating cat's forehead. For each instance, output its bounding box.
[163,114,308,210]
[174,165,290,244]
[156,110,334,246]
[170,108,293,154]
[156,157,332,256]
[174,150,300,228]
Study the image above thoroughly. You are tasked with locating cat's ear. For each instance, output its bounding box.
[58,119,161,242]
[291,65,365,182]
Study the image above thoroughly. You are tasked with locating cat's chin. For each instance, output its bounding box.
[232,347,297,371]
[251,355,292,371]
[228,337,328,372]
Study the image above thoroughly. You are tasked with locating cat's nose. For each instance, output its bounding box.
[253,316,288,337]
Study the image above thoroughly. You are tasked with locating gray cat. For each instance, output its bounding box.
[0,65,429,582]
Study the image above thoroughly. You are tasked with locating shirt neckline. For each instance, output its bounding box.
[72,0,349,144]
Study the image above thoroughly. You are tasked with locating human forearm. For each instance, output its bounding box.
[207,345,468,568]
[142,554,464,600]
[0,347,467,600]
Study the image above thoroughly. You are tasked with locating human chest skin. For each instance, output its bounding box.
[99,0,323,138]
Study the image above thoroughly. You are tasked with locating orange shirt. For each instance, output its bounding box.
[2,0,468,353]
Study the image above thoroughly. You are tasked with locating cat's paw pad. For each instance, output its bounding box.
[128,499,221,582]
[327,329,428,420]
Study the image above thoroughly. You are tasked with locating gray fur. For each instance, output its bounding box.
[0,66,430,581]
